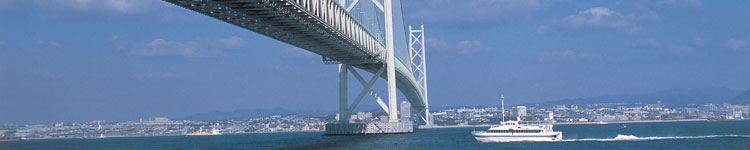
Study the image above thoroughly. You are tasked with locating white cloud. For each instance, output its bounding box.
[37,41,63,48]
[0,0,198,22]
[629,37,705,54]
[27,68,65,79]
[31,0,157,14]
[281,46,317,58]
[542,50,577,58]
[727,39,747,49]
[632,38,660,48]
[138,72,177,81]
[405,0,560,24]
[0,0,15,9]
[425,38,449,50]
[626,11,661,22]
[456,40,485,54]
[424,38,486,54]
[130,39,212,57]
[660,0,702,9]
[129,36,248,57]
[561,7,642,33]
[684,0,703,8]
[536,25,550,34]
[105,0,141,14]
[109,34,121,42]
[213,36,247,49]
[665,45,693,54]
[539,50,602,61]
[691,38,707,47]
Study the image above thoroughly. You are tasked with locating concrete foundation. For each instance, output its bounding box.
[324,121,414,135]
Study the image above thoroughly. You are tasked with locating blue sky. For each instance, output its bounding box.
[1,0,749,124]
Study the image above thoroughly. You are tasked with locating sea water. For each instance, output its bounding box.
[1,120,749,150]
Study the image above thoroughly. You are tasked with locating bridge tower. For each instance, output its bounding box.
[409,25,431,125]
[383,0,399,123]
[325,0,416,135]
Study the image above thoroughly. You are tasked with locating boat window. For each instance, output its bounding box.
[511,130,542,133]
[490,130,512,133]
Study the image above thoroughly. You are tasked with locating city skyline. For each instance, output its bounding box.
[3,100,746,139]
[3,87,746,126]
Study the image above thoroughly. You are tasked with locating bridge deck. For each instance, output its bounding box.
[166,0,384,65]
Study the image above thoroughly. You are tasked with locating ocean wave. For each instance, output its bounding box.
[564,134,750,142]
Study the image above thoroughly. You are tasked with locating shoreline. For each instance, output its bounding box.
[553,118,708,125]
[419,118,715,129]
[7,130,326,141]
[7,119,744,141]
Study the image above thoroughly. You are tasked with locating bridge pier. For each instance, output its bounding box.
[338,64,349,123]
[325,0,413,135]
[326,63,413,135]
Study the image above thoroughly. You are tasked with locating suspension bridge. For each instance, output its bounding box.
[165,0,430,135]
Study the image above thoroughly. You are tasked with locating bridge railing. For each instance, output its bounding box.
[290,0,387,64]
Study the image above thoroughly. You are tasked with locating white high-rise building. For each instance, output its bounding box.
[517,106,527,117]
[548,111,554,122]
[400,101,411,119]
[154,117,169,122]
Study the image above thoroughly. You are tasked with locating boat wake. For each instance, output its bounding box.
[563,134,750,142]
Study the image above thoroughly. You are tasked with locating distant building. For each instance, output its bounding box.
[379,116,388,122]
[517,106,527,117]
[356,112,372,120]
[594,115,618,122]
[154,117,169,122]
[735,111,743,118]
[548,111,554,121]
[400,101,411,119]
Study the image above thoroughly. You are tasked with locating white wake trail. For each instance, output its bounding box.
[563,134,750,142]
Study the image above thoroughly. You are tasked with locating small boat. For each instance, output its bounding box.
[186,126,222,136]
[621,124,627,128]
[472,94,562,142]
[82,133,106,139]
[84,121,107,139]
[473,120,563,142]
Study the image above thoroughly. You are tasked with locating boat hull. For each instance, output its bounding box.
[475,136,560,142]
[473,132,563,142]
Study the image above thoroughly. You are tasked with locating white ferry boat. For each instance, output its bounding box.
[472,95,563,142]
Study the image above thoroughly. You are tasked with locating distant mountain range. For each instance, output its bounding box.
[727,90,750,105]
[176,108,334,121]
[528,88,743,107]
[177,104,384,121]
[180,88,747,121]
